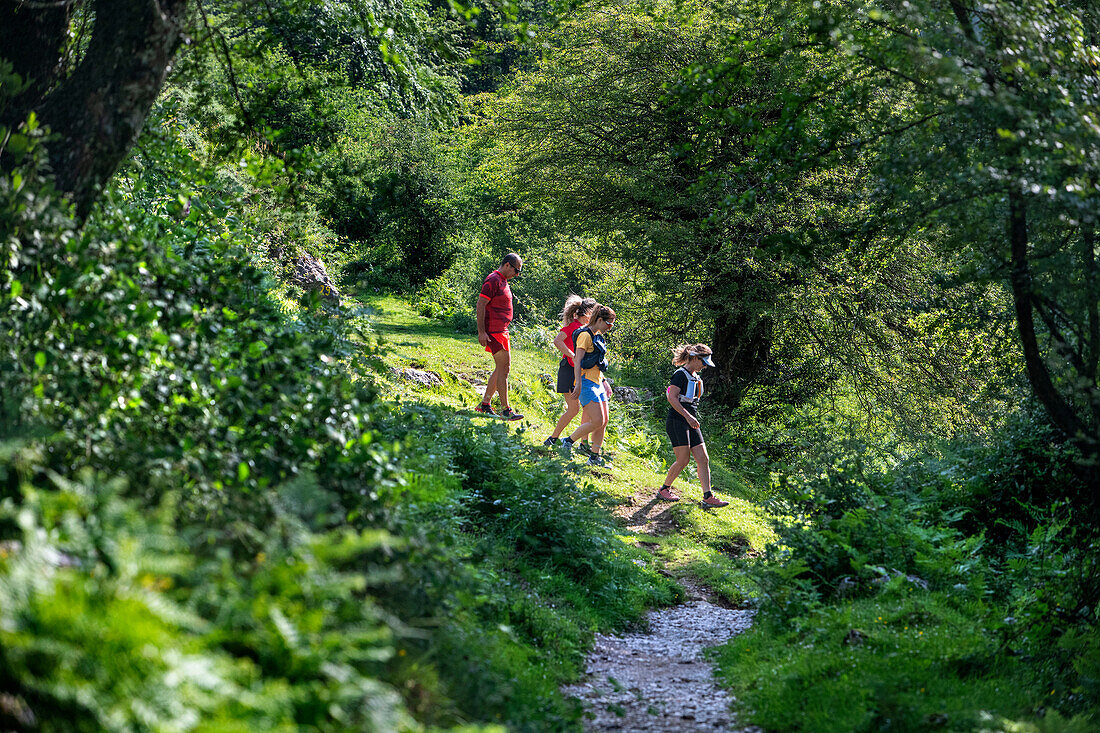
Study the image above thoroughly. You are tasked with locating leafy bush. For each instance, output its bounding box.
[715,588,1097,733]
[414,276,465,320]
[0,442,417,732]
[735,416,1100,728]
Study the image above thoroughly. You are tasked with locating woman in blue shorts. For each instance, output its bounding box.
[544,295,597,448]
[656,343,728,507]
[560,304,615,466]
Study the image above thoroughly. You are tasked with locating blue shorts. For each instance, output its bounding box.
[579,377,607,406]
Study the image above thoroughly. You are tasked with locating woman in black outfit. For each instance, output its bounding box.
[657,343,729,507]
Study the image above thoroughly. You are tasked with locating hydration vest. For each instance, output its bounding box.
[572,326,608,372]
[674,366,702,406]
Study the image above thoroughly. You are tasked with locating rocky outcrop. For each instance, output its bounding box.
[289,253,340,302]
[612,385,652,403]
[267,235,340,302]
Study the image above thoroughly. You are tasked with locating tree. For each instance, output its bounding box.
[713,0,1100,458]
[485,0,991,428]
[1,0,189,220]
[486,1,831,407]
[0,0,528,222]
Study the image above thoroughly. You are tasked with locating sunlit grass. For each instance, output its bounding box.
[711,588,1098,733]
[358,293,779,606]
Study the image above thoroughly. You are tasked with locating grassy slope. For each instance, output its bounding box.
[362,295,775,603]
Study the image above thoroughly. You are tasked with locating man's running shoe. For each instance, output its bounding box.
[587,454,603,467]
[657,487,680,502]
[501,408,524,421]
[702,494,729,508]
[560,437,575,457]
[543,436,558,447]
[576,441,593,457]
[474,402,497,416]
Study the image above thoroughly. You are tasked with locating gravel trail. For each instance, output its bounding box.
[563,585,759,732]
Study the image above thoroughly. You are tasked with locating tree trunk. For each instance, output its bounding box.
[1008,190,1097,454]
[2,0,189,221]
[708,305,773,409]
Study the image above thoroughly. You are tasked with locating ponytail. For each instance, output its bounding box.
[672,343,713,366]
[590,304,616,326]
[560,295,597,327]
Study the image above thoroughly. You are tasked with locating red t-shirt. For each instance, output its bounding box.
[560,320,582,366]
[479,270,513,334]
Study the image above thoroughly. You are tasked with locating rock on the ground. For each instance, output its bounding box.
[563,598,760,732]
[392,367,444,388]
[612,385,651,403]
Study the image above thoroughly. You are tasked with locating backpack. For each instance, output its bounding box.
[572,326,608,371]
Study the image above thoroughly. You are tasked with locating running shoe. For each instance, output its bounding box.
[576,441,593,457]
[501,408,524,421]
[474,402,497,416]
[587,454,603,467]
[559,437,575,457]
[656,487,680,502]
[543,436,558,447]
[701,495,729,508]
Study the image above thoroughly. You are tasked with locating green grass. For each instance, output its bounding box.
[716,590,1005,732]
[713,586,1098,733]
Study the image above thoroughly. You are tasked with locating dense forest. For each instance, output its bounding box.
[2,0,1099,730]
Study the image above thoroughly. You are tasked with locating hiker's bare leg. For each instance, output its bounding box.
[482,368,498,405]
[551,393,580,439]
[692,443,711,493]
[488,347,508,405]
[663,445,691,487]
[589,400,609,454]
[570,401,603,443]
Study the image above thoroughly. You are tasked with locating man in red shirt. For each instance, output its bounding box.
[476,253,524,420]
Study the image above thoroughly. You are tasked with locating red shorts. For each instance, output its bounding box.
[485,332,509,354]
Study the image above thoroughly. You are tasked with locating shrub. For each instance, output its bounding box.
[0,442,420,732]
[741,417,1100,726]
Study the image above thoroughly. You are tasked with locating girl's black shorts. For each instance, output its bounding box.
[666,411,704,448]
[556,359,575,393]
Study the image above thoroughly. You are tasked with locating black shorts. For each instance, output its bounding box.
[666,411,704,448]
[556,359,575,393]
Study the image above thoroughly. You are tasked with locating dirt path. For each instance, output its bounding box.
[611,491,679,536]
[563,582,759,732]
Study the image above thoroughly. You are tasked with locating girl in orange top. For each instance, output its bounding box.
[560,304,615,466]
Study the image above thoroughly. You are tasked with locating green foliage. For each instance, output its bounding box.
[737,412,1100,729]
[379,404,679,626]
[704,0,1100,453]
[0,442,417,732]
[0,98,679,730]
[715,589,1096,733]
[328,119,461,289]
